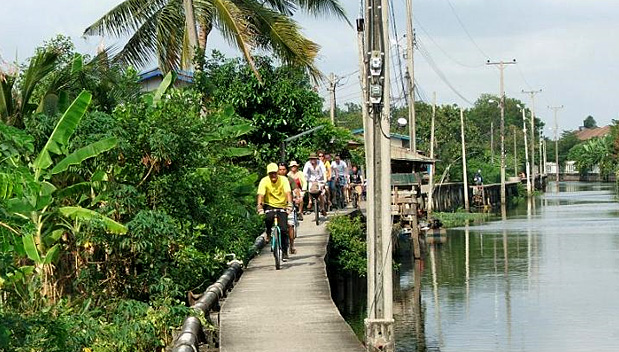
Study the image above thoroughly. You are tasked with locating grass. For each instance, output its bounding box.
[432,211,490,228]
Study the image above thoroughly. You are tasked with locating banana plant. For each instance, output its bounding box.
[2,91,126,295]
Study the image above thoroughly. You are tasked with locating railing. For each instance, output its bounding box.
[170,235,266,352]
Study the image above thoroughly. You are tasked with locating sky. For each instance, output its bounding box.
[1,0,618,134]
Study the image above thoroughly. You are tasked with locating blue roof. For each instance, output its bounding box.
[351,128,410,141]
[138,68,194,83]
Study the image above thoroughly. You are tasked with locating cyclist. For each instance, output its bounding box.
[331,154,348,207]
[319,152,332,210]
[303,153,327,216]
[257,163,293,260]
[288,161,307,221]
[349,165,364,208]
[278,162,298,254]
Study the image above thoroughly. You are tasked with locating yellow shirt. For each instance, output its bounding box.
[257,175,291,208]
[324,161,331,179]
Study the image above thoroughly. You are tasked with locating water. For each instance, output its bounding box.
[394,182,619,351]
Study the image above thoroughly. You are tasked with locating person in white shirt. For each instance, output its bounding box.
[303,153,327,216]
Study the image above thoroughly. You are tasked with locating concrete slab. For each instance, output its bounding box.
[219,213,365,352]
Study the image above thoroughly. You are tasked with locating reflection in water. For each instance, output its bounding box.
[393,182,619,351]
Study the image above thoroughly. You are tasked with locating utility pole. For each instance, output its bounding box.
[548,105,563,189]
[460,108,469,211]
[428,92,436,215]
[328,73,344,124]
[539,136,548,176]
[364,0,394,350]
[486,59,516,205]
[513,126,518,177]
[522,89,542,186]
[405,0,416,152]
[357,15,370,151]
[521,107,532,195]
[490,121,494,164]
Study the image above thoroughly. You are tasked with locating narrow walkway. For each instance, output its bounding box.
[219,212,365,352]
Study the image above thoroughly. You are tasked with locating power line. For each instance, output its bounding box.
[444,0,489,59]
[413,14,484,69]
[416,38,474,105]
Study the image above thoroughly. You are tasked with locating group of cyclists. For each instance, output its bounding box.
[256,152,364,262]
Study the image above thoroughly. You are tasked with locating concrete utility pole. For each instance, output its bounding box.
[405,0,416,153]
[521,107,532,195]
[548,105,563,189]
[328,73,344,124]
[357,15,370,151]
[364,0,394,350]
[428,92,436,215]
[539,136,548,176]
[513,126,518,177]
[522,89,541,185]
[486,59,516,205]
[460,108,469,211]
[490,121,494,164]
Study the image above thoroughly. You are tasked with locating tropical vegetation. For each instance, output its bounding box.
[1,32,354,350]
[84,0,348,78]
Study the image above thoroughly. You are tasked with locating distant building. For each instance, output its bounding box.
[574,125,611,141]
[138,68,194,92]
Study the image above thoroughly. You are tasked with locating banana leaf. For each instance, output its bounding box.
[33,91,92,173]
[51,137,118,175]
[59,206,127,234]
[22,233,41,264]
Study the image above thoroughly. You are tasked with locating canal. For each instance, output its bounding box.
[395,181,619,351]
[333,182,619,351]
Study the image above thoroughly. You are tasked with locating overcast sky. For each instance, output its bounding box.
[1,0,618,133]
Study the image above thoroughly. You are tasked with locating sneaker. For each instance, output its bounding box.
[282,253,289,261]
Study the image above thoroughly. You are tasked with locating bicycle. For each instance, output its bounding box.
[308,182,324,225]
[351,183,362,209]
[292,202,299,239]
[334,176,346,210]
[265,209,287,270]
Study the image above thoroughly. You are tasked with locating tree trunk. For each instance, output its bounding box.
[183,0,199,61]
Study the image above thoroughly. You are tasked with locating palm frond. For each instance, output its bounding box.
[84,0,169,37]
[113,7,167,70]
[295,0,349,24]
[260,0,296,15]
[19,50,59,118]
[1,74,16,121]
[155,1,186,72]
[241,1,323,82]
[207,0,261,79]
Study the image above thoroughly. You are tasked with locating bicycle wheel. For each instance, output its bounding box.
[272,227,281,270]
[293,210,299,239]
[352,191,358,209]
[314,198,319,225]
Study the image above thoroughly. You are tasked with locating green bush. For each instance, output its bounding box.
[327,216,367,276]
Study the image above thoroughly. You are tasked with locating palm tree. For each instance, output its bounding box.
[84,0,348,79]
[1,50,59,127]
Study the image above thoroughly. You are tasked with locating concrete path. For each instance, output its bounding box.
[219,212,365,352]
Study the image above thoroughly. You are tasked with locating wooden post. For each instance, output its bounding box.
[428,92,436,215]
[460,108,469,211]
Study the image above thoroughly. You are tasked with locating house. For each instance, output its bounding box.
[138,68,194,92]
[574,125,611,141]
[351,128,435,186]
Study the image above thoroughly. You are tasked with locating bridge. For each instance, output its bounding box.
[219,217,364,352]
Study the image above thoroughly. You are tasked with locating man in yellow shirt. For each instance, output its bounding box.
[257,163,293,260]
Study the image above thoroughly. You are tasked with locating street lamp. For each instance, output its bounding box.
[517,104,532,196]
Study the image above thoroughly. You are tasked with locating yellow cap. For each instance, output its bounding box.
[266,163,278,174]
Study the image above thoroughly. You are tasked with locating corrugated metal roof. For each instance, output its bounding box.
[574,126,611,141]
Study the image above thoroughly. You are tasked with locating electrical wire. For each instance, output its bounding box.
[413,15,484,69]
[416,38,474,105]
[444,0,489,59]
